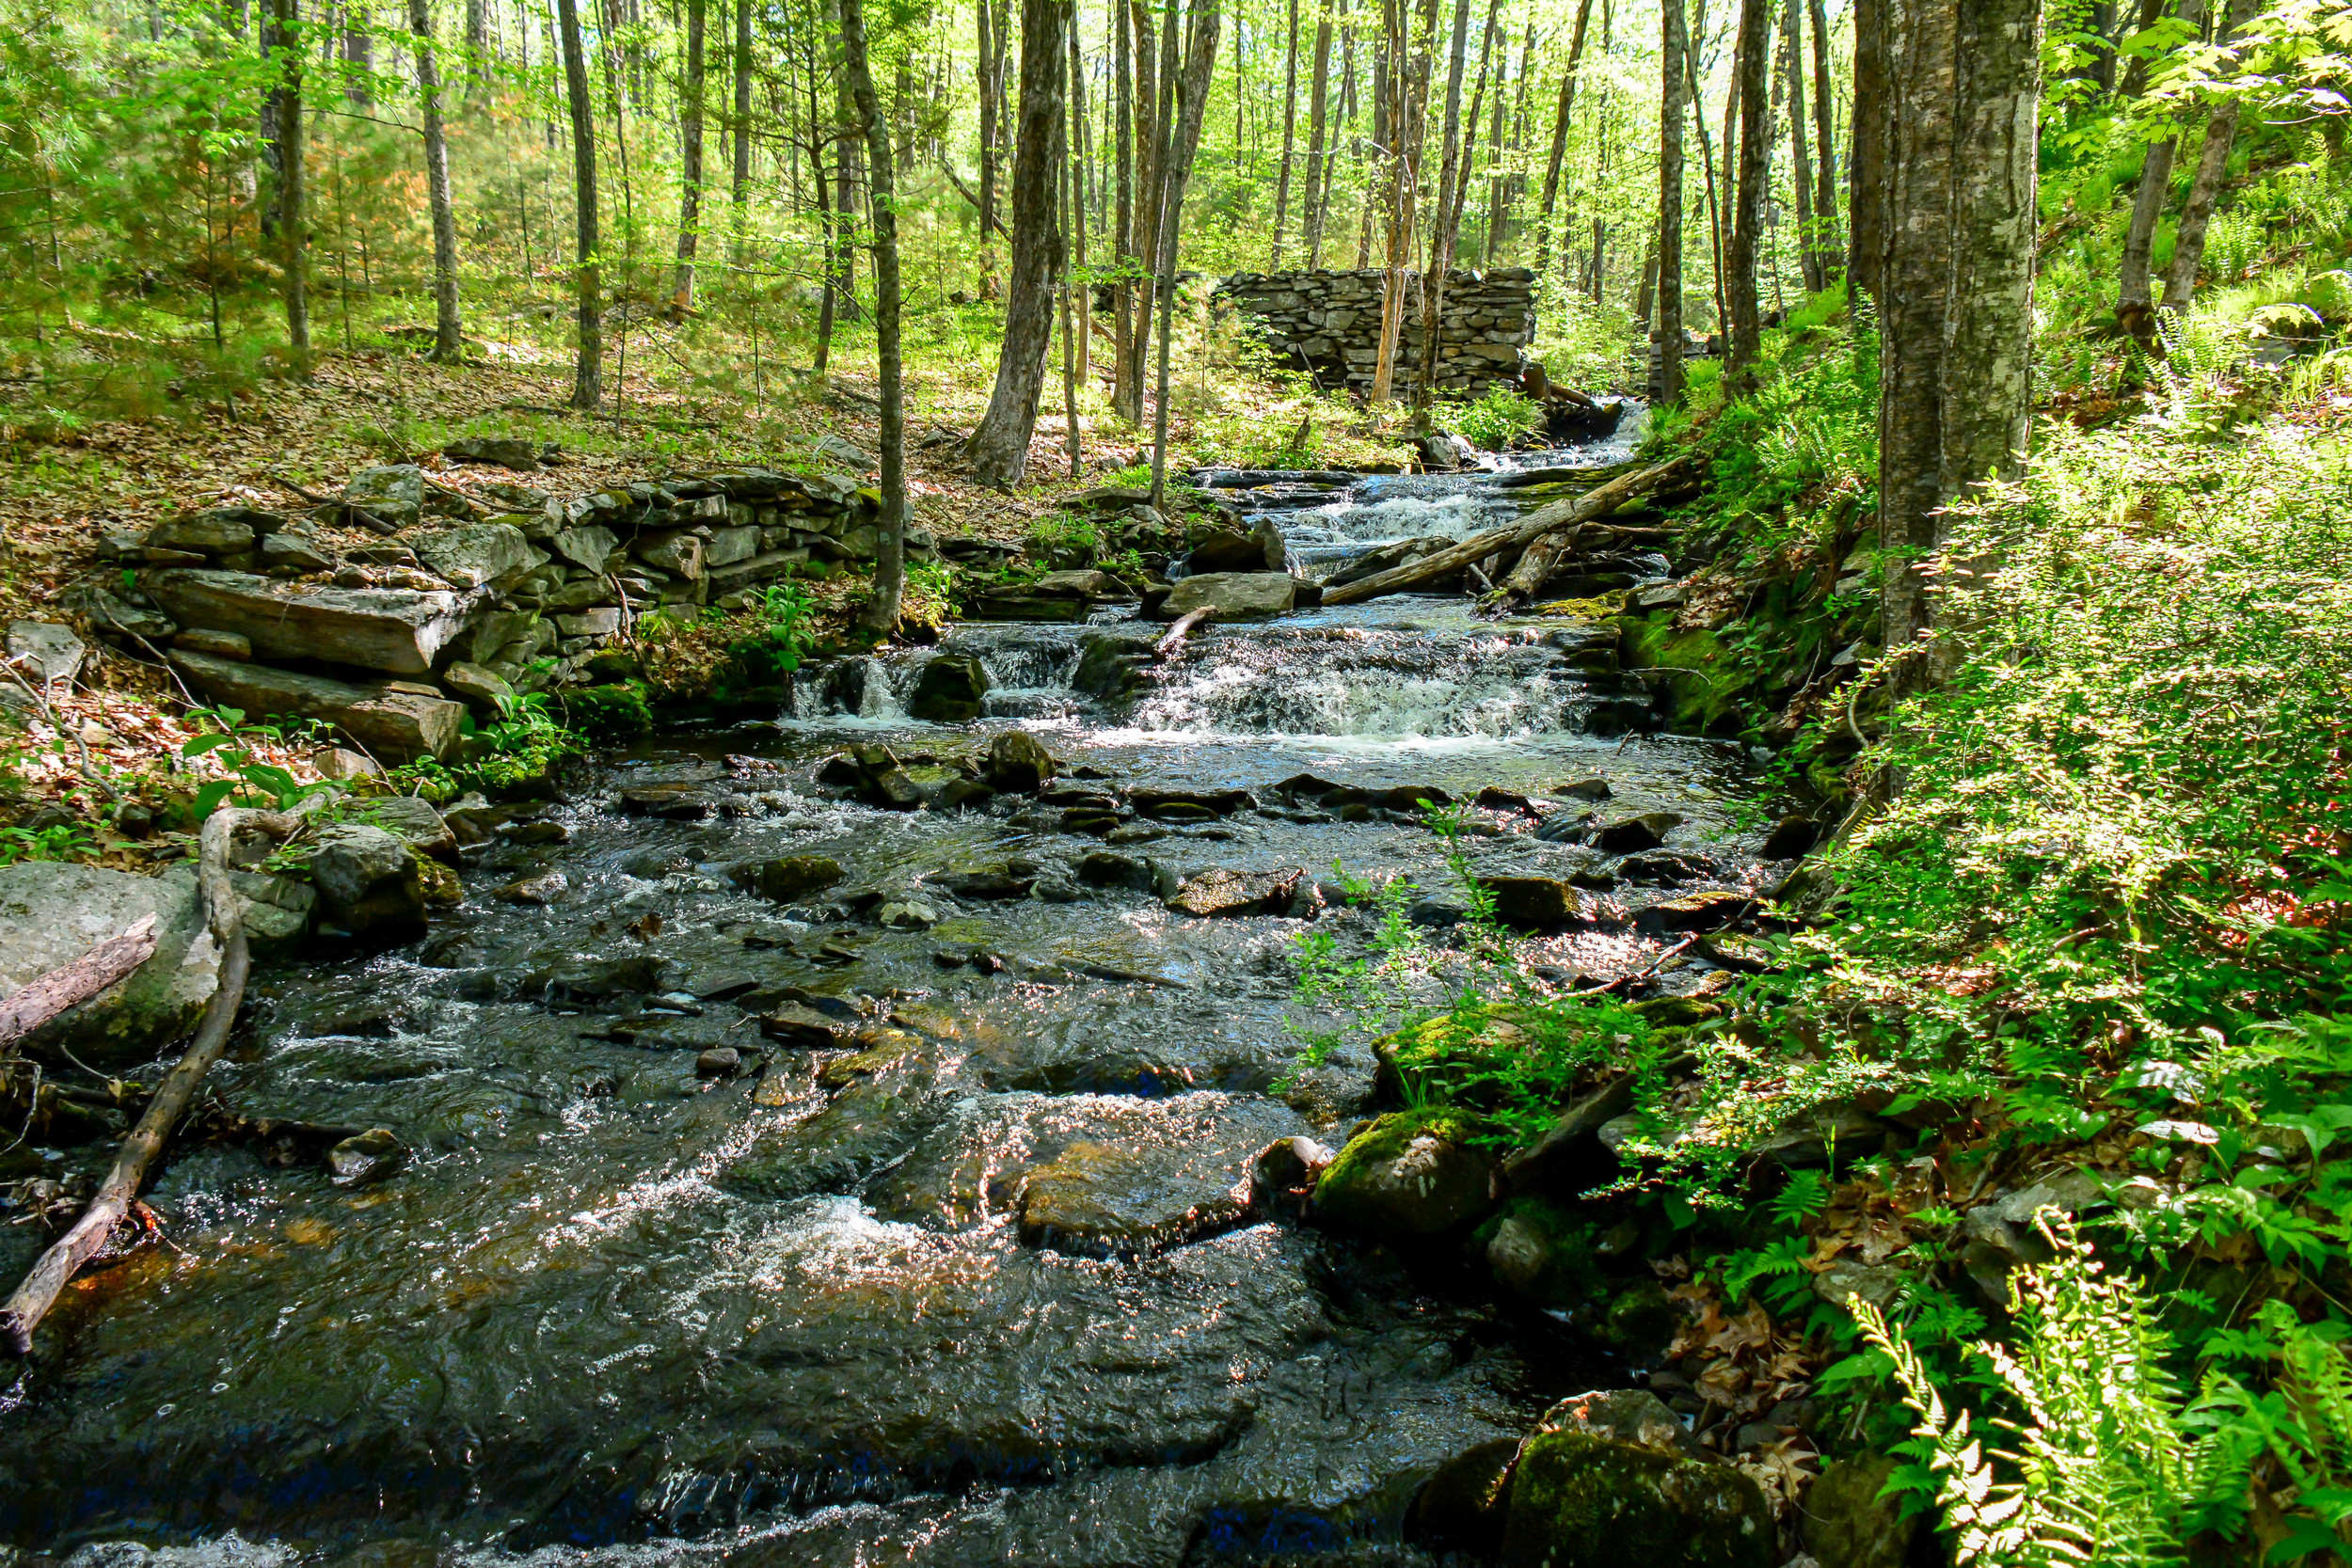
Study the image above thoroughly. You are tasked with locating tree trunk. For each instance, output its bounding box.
[1724,0,1771,377]
[1059,85,1083,475]
[1411,0,1473,420]
[1271,0,1302,265]
[1531,0,1593,283]
[2116,0,2167,97]
[410,0,463,360]
[1069,10,1090,387]
[672,0,705,309]
[1635,229,1658,325]
[1657,0,1686,404]
[2117,0,2204,341]
[1148,0,1221,505]
[273,0,310,378]
[977,0,1002,284]
[731,0,752,259]
[1485,23,1531,261]
[1686,24,1730,338]
[811,19,838,372]
[1806,0,1839,277]
[1300,0,1335,265]
[344,2,373,107]
[1356,39,1384,267]
[1873,0,2040,684]
[1847,0,1885,297]
[1113,0,1136,401]
[1120,0,1159,420]
[964,0,1071,488]
[2162,0,2256,309]
[838,0,903,638]
[1784,0,1820,291]
[556,0,601,407]
[463,0,486,90]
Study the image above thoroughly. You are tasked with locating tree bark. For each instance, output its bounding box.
[1784,0,1820,292]
[839,0,903,637]
[556,0,601,407]
[1656,0,1687,404]
[1847,0,1885,297]
[1724,0,1771,377]
[1113,0,1136,398]
[0,811,292,1359]
[1531,0,1593,284]
[1874,0,2040,683]
[1149,0,1219,505]
[977,0,1003,284]
[1300,0,1336,264]
[1120,0,1159,420]
[1069,9,1090,387]
[1271,0,1302,266]
[1411,0,1473,420]
[410,0,464,361]
[343,1,373,107]
[273,0,310,378]
[965,0,1072,488]
[674,0,706,309]
[1806,0,1839,277]
[2117,0,2204,341]
[2161,0,2256,309]
[731,0,751,259]
[464,0,486,89]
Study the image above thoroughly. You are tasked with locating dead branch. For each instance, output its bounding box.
[1154,606,1216,657]
[0,916,158,1049]
[0,806,295,1358]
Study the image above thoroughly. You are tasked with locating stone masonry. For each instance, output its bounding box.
[1212,267,1538,396]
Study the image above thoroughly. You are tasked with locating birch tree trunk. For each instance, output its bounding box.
[410,0,463,361]
[964,0,1071,487]
[556,0,601,407]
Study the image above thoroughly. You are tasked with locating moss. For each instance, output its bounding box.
[1375,1003,1549,1103]
[1629,995,1723,1029]
[1499,1431,1774,1568]
[1601,1279,1677,1361]
[1618,614,1754,736]
[558,682,654,741]
[1313,1106,1499,1236]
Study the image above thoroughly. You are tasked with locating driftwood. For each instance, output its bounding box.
[1154,606,1216,657]
[0,807,294,1358]
[1320,452,1701,608]
[0,916,156,1049]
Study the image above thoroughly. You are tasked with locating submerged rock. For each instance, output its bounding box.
[986,730,1060,792]
[1593,812,1685,853]
[733,854,847,903]
[1015,1139,1254,1258]
[1166,867,1306,917]
[327,1127,407,1186]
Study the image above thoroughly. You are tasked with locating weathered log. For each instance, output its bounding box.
[1319,452,1701,607]
[0,807,294,1358]
[0,915,157,1048]
[1154,606,1216,657]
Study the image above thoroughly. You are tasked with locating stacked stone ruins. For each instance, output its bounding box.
[1210,268,1538,396]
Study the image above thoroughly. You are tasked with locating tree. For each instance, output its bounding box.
[1869,0,2042,683]
[1411,0,1472,421]
[730,0,751,260]
[409,0,463,361]
[963,0,1071,487]
[838,0,904,637]
[1531,0,1593,283]
[673,0,705,309]
[1656,0,1687,404]
[1147,0,1219,503]
[1300,0,1336,264]
[1848,0,1884,296]
[2162,0,2257,310]
[1784,0,1820,292]
[2116,0,2202,343]
[1270,0,1301,265]
[1806,0,1840,277]
[555,0,601,408]
[1724,0,1770,377]
[270,0,310,378]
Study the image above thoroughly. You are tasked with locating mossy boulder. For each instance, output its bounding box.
[558,682,654,741]
[1482,1195,1604,1307]
[1499,1431,1774,1568]
[1313,1106,1498,1238]
[906,653,990,721]
[1802,1454,1917,1568]
[1408,1437,1523,1555]
[1618,614,1753,736]
[1375,1003,1548,1103]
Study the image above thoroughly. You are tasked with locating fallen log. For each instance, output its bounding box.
[0,916,157,1049]
[0,807,294,1358]
[1319,452,1701,608]
[1154,606,1216,657]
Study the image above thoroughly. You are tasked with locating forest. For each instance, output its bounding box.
[0,0,2348,1560]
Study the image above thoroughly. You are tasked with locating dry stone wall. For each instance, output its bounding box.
[1212,268,1538,396]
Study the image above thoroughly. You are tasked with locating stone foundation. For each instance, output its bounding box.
[1212,268,1538,397]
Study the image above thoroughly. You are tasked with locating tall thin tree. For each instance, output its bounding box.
[410,0,463,360]
[556,0,601,406]
[838,0,905,637]
[1148,0,1219,504]
[2162,0,2258,309]
[1531,0,1593,284]
[673,0,706,309]
[730,0,752,260]
[1270,0,1302,265]
[1300,0,1335,264]
[1657,0,1687,404]
[1724,0,1770,377]
[271,0,310,377]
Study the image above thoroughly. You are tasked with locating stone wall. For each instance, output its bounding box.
[1212,268,1538,396]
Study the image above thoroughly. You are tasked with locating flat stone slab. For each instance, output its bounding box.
[0,863,219,1066]
[168,649,464,760]
[145,568,475,675]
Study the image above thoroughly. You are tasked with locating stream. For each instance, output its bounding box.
[0,421,1783,1566]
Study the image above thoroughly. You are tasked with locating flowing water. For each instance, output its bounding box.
[0,421,1776,1567]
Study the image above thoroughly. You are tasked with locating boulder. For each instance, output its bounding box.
[1322,534,1458,591]
[230,870,317,958]
[168,650,463,761]
[342,464,425,529]
[260,529,333,572]
[327,1128,408,1186]
[1312,1107,1496,1237]
[1187,514,1287,574]
[1159,571,1296,622]
[146,512,256,558]
[731,854,846,903]
[1631,892,1753,934]
[906,654,990,722]
[174,628,252,660]
[1478,876,1599,928]
[360,795,459,863]
[1409,1439,1522,1557]
[550,524,621,574]
[1594,812,1684,853]
[416,523,532,590]
[442,436,542,469]
[307,823,429,938]
[1761,814,1820,860]
[986,731,1060,792]
[1014,1139,1255,1258]
[1499,1431,1774,1568]
[1801,1454,1916,1568]
[761,1003,856,1050]
[146,569,474,675]
[1032,569,1137,601]
[0,863,221,1066]
[1166,866,1306,917]
[1130,785,1256,818]
[7,622,87,687]
[1534,1389,1700,1456]
[1248,1134,1334,1220]
[441,660,516,714]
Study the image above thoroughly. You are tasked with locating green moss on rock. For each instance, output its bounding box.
[1500,1431,1774,1568]
[558,682,654,741]
[1314,1106,1498,1238]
